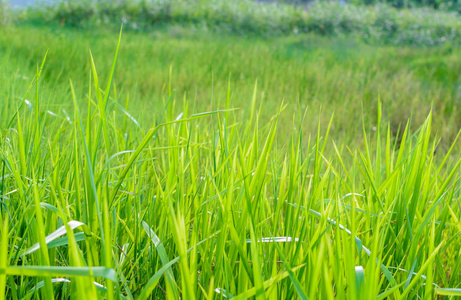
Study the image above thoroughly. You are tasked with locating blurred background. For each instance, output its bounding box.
[1,0,461,150]
[6,0,461,10]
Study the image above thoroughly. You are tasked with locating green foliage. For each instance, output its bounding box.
[15,0,461,46]
[0,0,8,26]
[0,26,461,299]
[272,0,461,11]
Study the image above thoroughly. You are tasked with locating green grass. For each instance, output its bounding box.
[2,25,461,149]
[1,24,461,299]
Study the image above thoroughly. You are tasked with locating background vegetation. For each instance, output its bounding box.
[10,0,461,46]
[2,25,461,149]
[274,0,461,11]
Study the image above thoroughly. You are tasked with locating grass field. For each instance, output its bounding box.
[2,25,461,147]
[1,18,461,299]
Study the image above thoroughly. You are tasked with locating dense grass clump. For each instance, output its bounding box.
[1,31,461,299]
[15,0,461,46]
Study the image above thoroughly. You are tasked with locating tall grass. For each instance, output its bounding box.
[1,31,461,299]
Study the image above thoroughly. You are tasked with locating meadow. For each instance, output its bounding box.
[1,3,461,299]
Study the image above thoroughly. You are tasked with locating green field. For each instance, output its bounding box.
[2,9,461,300]
[2,25,461,146]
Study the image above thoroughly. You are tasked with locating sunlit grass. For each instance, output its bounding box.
[1,28,461,299]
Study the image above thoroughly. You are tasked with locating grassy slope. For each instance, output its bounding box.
[2,25,461,149]
[1,24,461,299]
